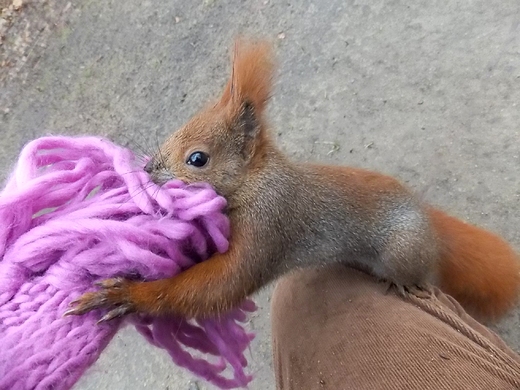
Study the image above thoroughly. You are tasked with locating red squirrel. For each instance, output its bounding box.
[66,39,520,323]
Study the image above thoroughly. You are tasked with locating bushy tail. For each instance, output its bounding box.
[428,208,520,321]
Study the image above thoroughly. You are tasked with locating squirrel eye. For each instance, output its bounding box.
[186,151,209,167]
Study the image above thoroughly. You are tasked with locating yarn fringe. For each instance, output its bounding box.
[0,136,254,390]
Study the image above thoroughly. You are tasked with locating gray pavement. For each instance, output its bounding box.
[1,0,519,389]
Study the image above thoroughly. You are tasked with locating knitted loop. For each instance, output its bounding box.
[0,136,254,390]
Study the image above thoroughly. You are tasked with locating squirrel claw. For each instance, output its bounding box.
[96,304,134,324]
[64,277,136,322]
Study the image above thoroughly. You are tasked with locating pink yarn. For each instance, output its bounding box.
[0,136,255,390]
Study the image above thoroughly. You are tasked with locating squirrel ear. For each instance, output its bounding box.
[236,101,260,139]
[234,100,263,161]
[219,38,274,116]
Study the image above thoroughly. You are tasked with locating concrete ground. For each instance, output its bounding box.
[1,0,519,389]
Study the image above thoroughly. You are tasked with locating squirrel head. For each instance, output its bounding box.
[147,38,275,198]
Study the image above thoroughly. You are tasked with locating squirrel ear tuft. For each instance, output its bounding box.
[219,38,275,115]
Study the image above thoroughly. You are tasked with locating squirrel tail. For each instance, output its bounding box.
[428,207,520,321]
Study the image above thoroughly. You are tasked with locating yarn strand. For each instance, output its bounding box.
[0,136,254,390]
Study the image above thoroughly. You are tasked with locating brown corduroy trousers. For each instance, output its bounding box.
[271,265,520,390]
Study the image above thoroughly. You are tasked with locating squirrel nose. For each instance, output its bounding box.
[144,158,154,174]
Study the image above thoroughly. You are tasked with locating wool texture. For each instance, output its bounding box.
[0,136,255,390]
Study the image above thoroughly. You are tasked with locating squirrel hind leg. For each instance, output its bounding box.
[375,208,439,287]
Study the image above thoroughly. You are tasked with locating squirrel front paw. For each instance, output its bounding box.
[64,277,137,323]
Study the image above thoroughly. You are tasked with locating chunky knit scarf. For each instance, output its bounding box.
[0,136,254,390]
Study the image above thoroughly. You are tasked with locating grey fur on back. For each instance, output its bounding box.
[231,153,439,288]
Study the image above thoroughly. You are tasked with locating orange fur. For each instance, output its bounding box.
[428,208,520,321]
[128,241,254,318]
[219,38,275,114]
